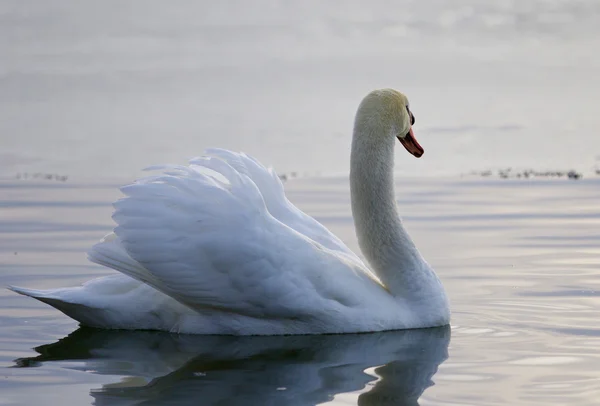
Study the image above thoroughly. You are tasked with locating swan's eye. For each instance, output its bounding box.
[406,106,415,125]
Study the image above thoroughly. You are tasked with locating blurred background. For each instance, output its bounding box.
[1,0,599,179]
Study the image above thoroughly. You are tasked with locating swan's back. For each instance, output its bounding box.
[66,152,397,334]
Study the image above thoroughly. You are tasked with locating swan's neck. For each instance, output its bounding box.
[350,121,428,298]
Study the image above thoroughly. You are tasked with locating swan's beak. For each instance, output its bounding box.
[398,128,424,158]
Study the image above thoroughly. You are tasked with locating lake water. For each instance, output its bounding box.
[1,1,600,405]
[2,176,600,405]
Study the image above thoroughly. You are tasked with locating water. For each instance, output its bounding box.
[9,327,451,405]
[1,1,600,404]
[1,176,600,404]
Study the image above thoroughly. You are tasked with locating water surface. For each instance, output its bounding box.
[1,176,599,405]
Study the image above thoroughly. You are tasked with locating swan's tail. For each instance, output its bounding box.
[8,273,181,330]
[9,232,162,329]
[8,285,103,327]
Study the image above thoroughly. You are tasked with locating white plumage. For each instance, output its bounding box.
[10,89,450,335]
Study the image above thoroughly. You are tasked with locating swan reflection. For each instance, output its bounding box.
[15,326,449,405]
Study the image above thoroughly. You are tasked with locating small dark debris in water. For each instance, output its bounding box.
[278,172,299,183]
[15,173,68,182]
[468,168,583,180]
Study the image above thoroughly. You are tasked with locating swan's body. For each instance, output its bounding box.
[10,89,450,335]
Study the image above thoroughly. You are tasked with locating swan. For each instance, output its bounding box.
[9,89,450,335]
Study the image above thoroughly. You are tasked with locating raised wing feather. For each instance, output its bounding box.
[109,154,377,320]
[204,149,361,261]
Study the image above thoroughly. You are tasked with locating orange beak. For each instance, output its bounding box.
[397,127,424,158]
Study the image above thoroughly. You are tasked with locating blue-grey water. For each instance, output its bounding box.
[2,177,600,405]
[1,1,600,405]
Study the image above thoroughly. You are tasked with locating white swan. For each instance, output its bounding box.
[9,89,450,335]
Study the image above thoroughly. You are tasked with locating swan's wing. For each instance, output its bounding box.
[204,149,360,260]
[104,157,379,322]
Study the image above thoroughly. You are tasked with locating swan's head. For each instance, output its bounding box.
[355,89,423,158]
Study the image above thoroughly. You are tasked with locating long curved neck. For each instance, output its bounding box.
[350,118,426,297]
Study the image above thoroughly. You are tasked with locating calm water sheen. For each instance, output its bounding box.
[1,176,599,405]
